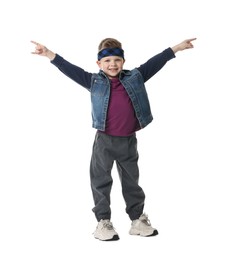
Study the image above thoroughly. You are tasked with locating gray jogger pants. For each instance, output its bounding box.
[90,131,145,221]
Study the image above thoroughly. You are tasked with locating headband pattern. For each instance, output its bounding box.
[98,47,124,60]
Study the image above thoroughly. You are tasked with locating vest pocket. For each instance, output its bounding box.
[91,79,108,96]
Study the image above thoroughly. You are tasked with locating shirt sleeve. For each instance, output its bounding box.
[50,54,93,90]
[136,47,175,82]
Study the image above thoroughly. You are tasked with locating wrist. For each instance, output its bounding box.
[171,44,181,54]
[46,49,56,60]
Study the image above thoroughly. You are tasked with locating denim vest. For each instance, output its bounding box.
[91,69,153,131]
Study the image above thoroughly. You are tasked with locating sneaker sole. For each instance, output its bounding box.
[129,229,158,237]
[146,229,158,236]
[95,234,120,241]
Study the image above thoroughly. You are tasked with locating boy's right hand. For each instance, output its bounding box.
[31,41,56,60]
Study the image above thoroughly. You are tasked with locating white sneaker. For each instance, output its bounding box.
[129,213,158,237]
[93,219,119,241]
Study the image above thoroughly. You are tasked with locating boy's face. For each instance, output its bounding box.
[97,56,125,78]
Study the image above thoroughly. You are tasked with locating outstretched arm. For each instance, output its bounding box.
[171,38,197,54]
[31,41,56,61]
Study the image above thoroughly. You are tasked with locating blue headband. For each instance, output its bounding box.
[97,47,124,60]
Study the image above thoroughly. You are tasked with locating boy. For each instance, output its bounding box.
[31,37,196,241]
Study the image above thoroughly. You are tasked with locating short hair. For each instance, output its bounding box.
[98,38,122,51]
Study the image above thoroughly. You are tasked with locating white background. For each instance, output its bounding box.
[0,0,236,259]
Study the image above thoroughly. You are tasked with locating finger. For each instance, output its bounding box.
[31,48,43,54]
[31,50,40,54]
[188,38,197,42]
[31,40,39,46]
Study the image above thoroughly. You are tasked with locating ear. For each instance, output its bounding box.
[96,60,102,69]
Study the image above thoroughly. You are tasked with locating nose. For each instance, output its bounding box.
[110,60,117,67]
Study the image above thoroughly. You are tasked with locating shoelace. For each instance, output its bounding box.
[93,220,115,235]
[102,220,115,230]
[139,213,151,226]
